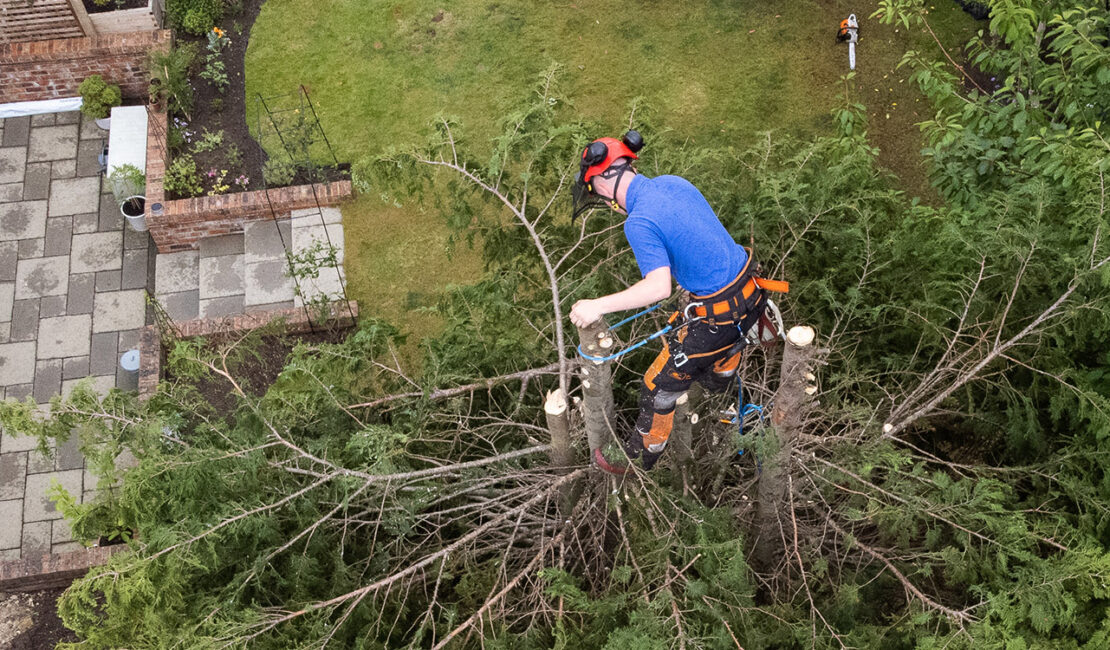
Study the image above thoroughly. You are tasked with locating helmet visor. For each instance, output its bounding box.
[571,170,608,221]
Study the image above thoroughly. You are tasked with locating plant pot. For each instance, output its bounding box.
[95,117,111,130]
[121,195,148,231]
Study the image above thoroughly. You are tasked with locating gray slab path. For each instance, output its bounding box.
[0,112,153,561]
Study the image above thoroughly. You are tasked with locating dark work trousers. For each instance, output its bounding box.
[634,318,745,457]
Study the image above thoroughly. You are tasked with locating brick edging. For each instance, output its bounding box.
[144,110,353,253]
[0,545,127,592]
[138,301,359,400]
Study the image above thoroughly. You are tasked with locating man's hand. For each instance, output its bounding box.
[570,299,606,328]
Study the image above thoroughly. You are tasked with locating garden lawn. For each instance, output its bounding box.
[245,0,980,338]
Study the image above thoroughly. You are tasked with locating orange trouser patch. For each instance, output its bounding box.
[641,411,674,452]
[712,350,742,375]
[644,348,669,391]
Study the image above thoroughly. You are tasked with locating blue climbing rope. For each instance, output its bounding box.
[576,304,675,363]
[734,373,766,456]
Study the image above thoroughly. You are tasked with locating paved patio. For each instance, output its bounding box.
[0,111,153,560]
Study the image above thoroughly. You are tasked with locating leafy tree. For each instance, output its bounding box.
[3,34,1110,646]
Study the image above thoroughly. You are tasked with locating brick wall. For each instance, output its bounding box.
[144,110,353,253]
[138,302,360,400]
[0,31,171,104]
[0,545,126,592]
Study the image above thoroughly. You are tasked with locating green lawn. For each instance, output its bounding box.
[244,0,980,340]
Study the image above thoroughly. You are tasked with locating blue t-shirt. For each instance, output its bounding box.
[623,174,747,296]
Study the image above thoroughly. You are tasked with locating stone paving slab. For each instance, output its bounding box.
[28,124,78,163]
[244,219,291,264]
[200,233,244,258]
[9,298,39,341]
[0,243,15,282]
[92,290,146,333]
[1,430,39,454]
[0,281,12,322]
[27,444,54,474]
[60,375,115,400]
[72,211,99,234]
[67,272,95,315]
[23,470,82,522]
[62,356,89,380]
[0,200,47,241]
[18,238,44,259]
[22,162,51,201]
[0,341,37,385]
[71,231,123,274]
[293,223,345,265]
[39,294,66,319]
[49,176,101,217]
[0,501,21,549]
[295,267,347,307]
[2,117,30,147]
[33,359,62,403]
[199,254,245,299]
[122,248,147,290]
[22,520,51,556]
[15,255,69,299]
[245,259,294,307]
[0,183,21,202]
[155,250,199,294]
[0,453,27,500]
[37,315,92,359]
[156,290,199,322]
[200,295,246,319]
[89,332,117,376]
[95,270,122,292]
[44,216,72,257]
[0,147,27,184]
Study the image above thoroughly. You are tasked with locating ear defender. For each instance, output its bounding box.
[583,140,609,166]
[622,130,644,153]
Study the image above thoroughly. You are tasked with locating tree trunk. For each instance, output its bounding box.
[576,319,617,454]
[545,388,573,469]
[755,326,818,574]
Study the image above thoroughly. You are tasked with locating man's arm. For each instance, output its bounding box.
[569,267,672,328]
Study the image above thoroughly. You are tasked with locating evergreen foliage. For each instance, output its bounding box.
[3,5,1110,646]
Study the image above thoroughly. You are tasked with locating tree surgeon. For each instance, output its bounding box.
[569,131,787,474]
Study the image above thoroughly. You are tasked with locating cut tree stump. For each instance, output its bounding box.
[755,325,819,574]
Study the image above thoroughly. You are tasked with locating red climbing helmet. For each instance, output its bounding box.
[572,130,644,220]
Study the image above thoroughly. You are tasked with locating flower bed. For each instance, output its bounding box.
[138,301,359,400]
[142,0,351,252]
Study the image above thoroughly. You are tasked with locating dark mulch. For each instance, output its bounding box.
[169,0,268,199]
[167,326,353,414]
[82,0,147,14]
[2,587,77,649]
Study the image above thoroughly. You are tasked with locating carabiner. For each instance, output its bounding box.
[683,302,704,322]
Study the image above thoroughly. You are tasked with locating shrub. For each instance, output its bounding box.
[164,154,204,198]
[166,0,224,36]
[263,159,297,187]
[78,75,121,120]
[147,43,198,119]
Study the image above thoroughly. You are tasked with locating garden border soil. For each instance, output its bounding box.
[138,301,360,399]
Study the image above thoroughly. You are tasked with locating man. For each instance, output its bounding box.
[569,132,782,473]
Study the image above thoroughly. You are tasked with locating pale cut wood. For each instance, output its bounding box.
[545,389,573,469]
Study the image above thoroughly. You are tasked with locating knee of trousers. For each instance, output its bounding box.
[652,389,686,413]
